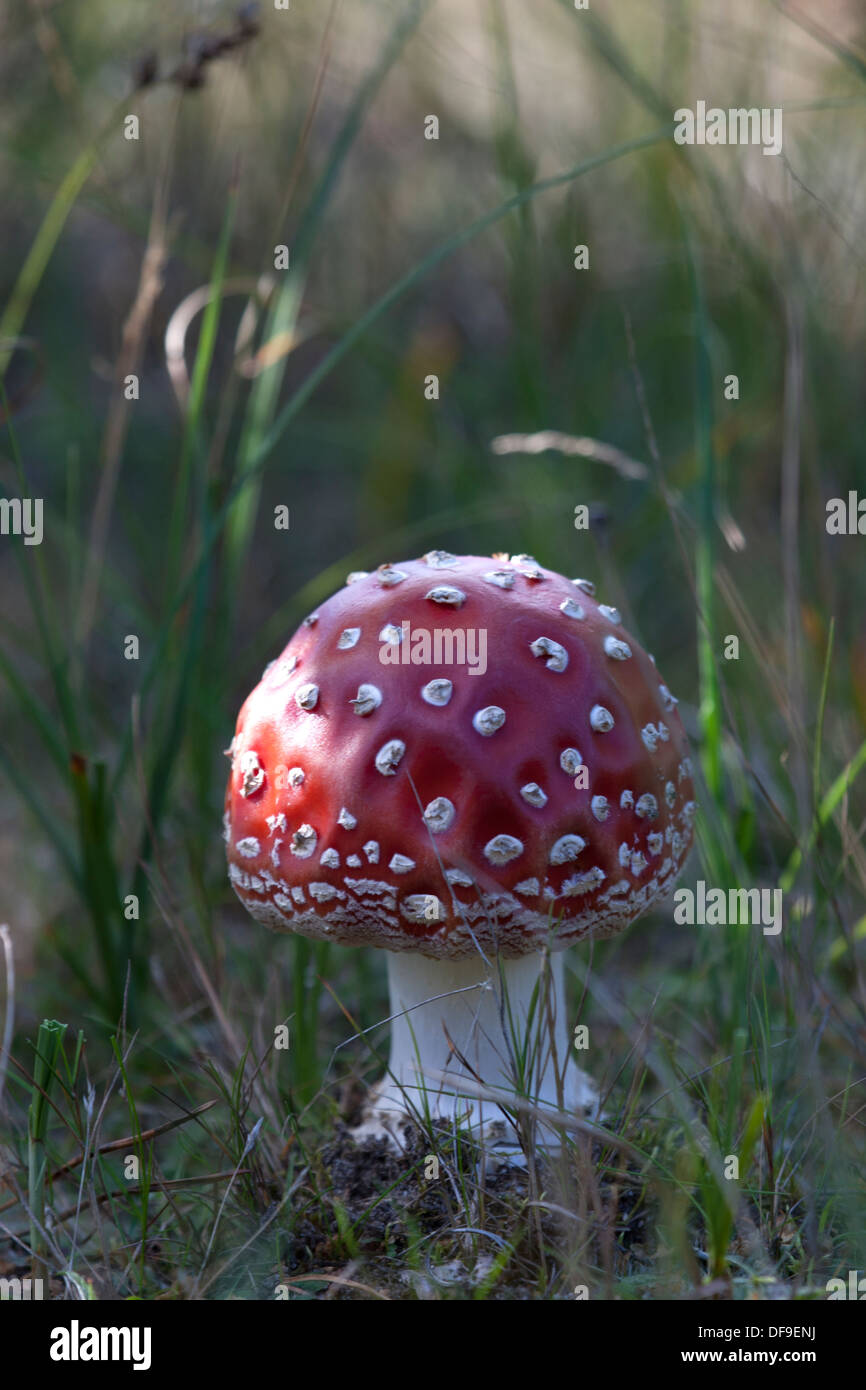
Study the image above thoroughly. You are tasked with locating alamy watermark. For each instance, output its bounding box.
[674,102,782,157]
[379,621,487,676]
[674,881,782,935]
[49,1320,151,1370]
[826,491,865,535]
[0,496,43,545]
[1,1276,44,1300]
[826,1270,866,1299]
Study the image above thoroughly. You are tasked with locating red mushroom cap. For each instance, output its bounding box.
[225,551,695,958]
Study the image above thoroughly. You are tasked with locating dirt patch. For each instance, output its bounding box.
[272,1119,655,1299]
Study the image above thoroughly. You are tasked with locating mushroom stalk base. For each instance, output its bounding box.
[355,950,597,1156]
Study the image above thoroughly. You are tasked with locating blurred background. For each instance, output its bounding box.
[0,0,864,1298]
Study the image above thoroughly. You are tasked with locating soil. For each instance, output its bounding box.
[273,1118,655,1300]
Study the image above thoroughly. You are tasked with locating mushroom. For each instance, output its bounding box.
[225,552,694,1154]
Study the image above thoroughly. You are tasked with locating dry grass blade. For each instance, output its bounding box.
[164,277,271,409]
[43,1100,219,1188]
[0,1097,222,1216]
[0,925,13,1108]
[490,430,648,480]
[283,1270,391,1300]
[50,1170,252,1224]
[74,103,178,650]
[420,1068,644,1160]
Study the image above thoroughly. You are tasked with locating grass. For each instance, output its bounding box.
[0,0,864,1300]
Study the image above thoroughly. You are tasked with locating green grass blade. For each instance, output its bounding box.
[0,642,69,774]
[780,738,866,892]
[684,217,723,804]
[0,100,126,379]
[164,179,239,601]
[0,741,80,886]
[28,1018,68,1273]
[813,617,835,809]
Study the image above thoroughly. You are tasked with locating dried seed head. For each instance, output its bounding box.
[133,50,159,88]
[236,4,261,39]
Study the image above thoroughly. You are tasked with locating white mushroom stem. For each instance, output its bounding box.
[363,950,597,1150]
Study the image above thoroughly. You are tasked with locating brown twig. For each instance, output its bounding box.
[0,1099,220,1216]
[50,1170,250,1224]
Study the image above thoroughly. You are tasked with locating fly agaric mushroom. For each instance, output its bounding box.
[225,551,694,1150]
